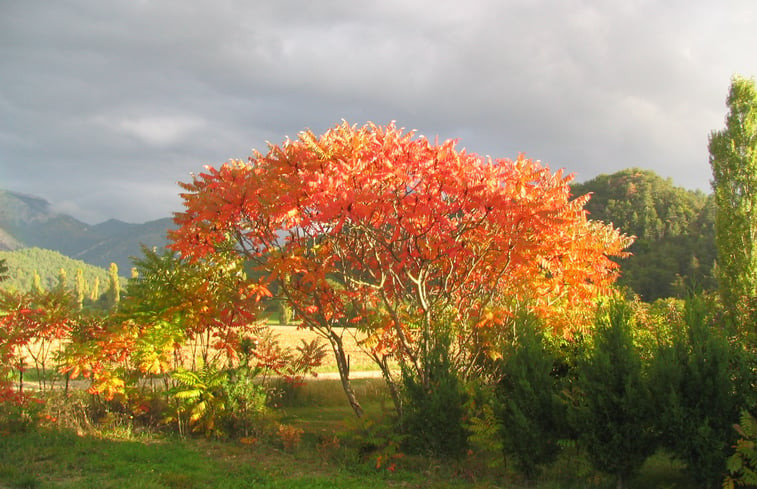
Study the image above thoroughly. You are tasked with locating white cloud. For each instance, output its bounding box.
[112,115,206,146]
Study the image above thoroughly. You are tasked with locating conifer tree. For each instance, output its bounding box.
[496,315,567,480]
[570,299,655,489]
[709,75,757,328]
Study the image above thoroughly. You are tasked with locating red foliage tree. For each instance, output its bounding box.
[170,121,632,416]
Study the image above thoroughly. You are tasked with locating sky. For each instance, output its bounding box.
[1,0,756,225]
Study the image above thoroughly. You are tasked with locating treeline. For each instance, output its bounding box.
[573,168,716,301]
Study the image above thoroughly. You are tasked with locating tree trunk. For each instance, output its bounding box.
[376,354,402,418]
[327,331,364,418]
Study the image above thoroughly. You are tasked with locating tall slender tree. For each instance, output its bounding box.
[709,75,757,328]
[32,270,43,294]
[75,268,86,310]
[0,258,8,283]
[106,263,120,310]
[56,267,67,291]
[90,276,100,302]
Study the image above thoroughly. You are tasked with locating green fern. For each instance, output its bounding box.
[170,365,228,437]
[723,410,757,489]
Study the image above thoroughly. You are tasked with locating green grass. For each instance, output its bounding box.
[0,428,479,489]
[0,378,699,489]
[0,427,697,489]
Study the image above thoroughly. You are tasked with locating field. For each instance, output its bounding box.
[267,324,380,374]
[16,323,381,387]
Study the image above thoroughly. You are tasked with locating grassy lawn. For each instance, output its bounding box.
[0,427,696,489]
[0,379,698,489]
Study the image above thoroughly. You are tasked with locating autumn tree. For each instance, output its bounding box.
[121,245,273,373]
[0,287,77,398]
[170,121,631,417]
[709,75,757,328]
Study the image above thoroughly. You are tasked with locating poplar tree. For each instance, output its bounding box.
[56,267,67,291]
[90,276,100,302]
[75,268,86,310]
[106,263,120,310]
[709,75,757,327]
[32,270,44,294]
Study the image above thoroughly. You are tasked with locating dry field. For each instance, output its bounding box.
[268,324,379,373]
[16,324,382,380]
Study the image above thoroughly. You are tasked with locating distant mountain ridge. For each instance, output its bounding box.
[0,189,172,272]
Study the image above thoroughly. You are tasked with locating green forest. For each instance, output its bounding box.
[572,168,717,300]
[0,247,124,295]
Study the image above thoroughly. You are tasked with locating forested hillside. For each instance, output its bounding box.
[572,168,716,300]
[0,247,118,293]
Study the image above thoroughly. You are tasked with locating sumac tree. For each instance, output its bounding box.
[170,121,631,416]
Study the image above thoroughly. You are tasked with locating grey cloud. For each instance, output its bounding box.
[1,0,755,223]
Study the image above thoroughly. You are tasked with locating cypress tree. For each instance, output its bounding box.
[570,299,655,489]
[32,270,44,294]
[496,315,567,480]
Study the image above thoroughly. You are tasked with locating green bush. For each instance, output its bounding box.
[400,327,468,458]
[221,366,268,438]
[495,315,567,480]
[648,294,751,488]
[569,298,656,489]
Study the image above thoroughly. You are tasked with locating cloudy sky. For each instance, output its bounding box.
[1,0,755,224]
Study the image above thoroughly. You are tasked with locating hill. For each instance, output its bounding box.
[0,247,115,293]
[572,168,716,300]
[0,189,172,272]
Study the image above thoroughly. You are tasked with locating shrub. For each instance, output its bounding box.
[495,315,567,480]
[221,366,268,438]
[569,298,656,489]
[400,327,468,458]
[648,294,750,488]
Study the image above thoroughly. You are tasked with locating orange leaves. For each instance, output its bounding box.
[171,120,632,364]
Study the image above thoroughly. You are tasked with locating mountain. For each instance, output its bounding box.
[0,189,173,273]
[571,168,717,301]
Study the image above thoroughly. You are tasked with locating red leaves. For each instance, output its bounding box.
[170,121,632,368]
